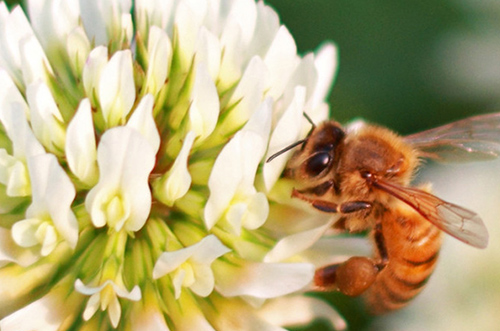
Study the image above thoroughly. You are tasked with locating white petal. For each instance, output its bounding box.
[204,133,244,229]
[129,298,171,331]
[26,82,66,154]
[174,0,207,70]
[40,224,57,256]
[154,131,195,207]
[0,148,30,198]
[169,293,217,331]
[172,268,186,299]
[195,27,221,80]
[75,279,141,301]
[263,86,306,191]
[218,21,243,90]
[258,296,347,331]
[19,34,53,87]
[264,26,299,100]
[215,261,314,298]
[85,127,155,232]
[82,293,100,320]
[27,0,80,50]
[204,100,272,229]
[206,294,287,331]
[66,98,98,186]
[302,237,372,268]
[0,188,25,214]
[238,98,272,187]
[11,218,40,247]
[0,102,45,161]
[113,283,141,301]
[0,154,15,185]
[283,53,318,107]
[79,0,132,45]
[242,192,269,230]
[0,7,18,81]
[127,94,161,152]
[85,186,118,228]
[66,26,92,75]
[224,203,245,236]
[0,287,75,331]
[120,12,134,45]
[0,256,75,313]
[310,43,338,109]
[225,0,257,46]
[99,50,136,127]
[190,264,215,297]
[0,69,29,119]
[283,53,324,115]
[144,26,172,96]
[225,194,268,236]
[82,46,108,107]
[135,0,175,37]
[264,217,336,263]
[189,235,231,264]
[222,56,269,131]
[247,1,280,58]
[188,63,220,141]
[106,195,130,231]
[0,7,37,84]
[153,235,229,279]
[27,153,78,249]
[6,160,30,197]
[0,228,38,267]
[109,294,121,328]
[74,279,105,295]
[153,251,192,280]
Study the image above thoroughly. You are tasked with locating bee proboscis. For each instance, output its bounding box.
[267,113,498,314]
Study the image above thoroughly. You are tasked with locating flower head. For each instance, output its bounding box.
[0,0,347,329]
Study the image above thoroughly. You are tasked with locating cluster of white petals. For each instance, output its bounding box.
[0,0,351,330]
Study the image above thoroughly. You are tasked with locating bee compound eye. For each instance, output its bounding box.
[305,152,332,176]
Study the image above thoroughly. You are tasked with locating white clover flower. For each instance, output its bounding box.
[153,234,231,299]
[0,0,349,330]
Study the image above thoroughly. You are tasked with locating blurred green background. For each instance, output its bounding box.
[5,0,500,330]
[266,0,499,134]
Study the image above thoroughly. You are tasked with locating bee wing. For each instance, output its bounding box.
[404,112,500,162]
[373,179,489,249]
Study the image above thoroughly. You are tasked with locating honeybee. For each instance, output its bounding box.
[267,113,499,314]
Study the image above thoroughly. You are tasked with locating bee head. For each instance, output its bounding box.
[267,121,345,190]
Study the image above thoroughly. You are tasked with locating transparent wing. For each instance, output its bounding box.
[373,179,489,249]
[404,112,500,162]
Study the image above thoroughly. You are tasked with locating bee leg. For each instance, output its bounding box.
[292,188,339,212]
[315,220,388,297]
[373,221,389,268]
[314,257,380,296]
[333,217,347,230]
[312,200,373,214]
[292,189,372,214]
[338,201,372,214]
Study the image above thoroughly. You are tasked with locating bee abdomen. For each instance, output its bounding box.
[365,209,442,314]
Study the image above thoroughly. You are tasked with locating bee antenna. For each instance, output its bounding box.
[303,112,316,128]
[266,139,308,163]
[266,113,316,163]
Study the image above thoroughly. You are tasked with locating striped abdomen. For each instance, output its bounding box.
[365,206,442,314]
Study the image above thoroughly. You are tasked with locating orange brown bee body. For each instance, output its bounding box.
[365,205,442,314]
[269,113,495,313]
